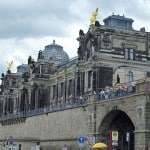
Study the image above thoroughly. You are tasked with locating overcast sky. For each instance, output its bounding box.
[0,0,150,75]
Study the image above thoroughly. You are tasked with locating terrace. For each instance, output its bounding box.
[0,78,149,123]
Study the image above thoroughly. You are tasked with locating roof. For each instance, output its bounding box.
[42,40,69,64]
[103,14,134,22]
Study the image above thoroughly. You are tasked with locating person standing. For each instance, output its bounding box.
[131,80,136,93]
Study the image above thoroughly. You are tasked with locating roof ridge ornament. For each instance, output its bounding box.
[53,39,55,44]
[90,7,99,26]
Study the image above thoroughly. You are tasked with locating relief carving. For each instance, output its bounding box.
[103,33,110,43]
[102,32,111,49]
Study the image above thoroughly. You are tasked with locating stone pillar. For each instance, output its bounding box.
[134,96,150,150]
[87,93,98,146]
[88,93,97,102]
[2,97,5,115]
[80,71,85,95]
[84,70,88,93]
[65,79,68,100]
[18,93,21,112]
[64,76,67,102]
[35,89,38,108]
[92,66,97,92]
[13,96,17,113]
[72,77,75,98]
[74,75,77,98]
[134,130,150,150]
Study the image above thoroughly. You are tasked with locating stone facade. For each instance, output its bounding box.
[0,14,150,150]
[0,88,149,150]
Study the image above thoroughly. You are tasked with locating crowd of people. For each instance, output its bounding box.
[50,95,89,109]
[98,81,137,100]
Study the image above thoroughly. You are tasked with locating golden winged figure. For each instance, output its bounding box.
[7,60,13,70]
[90,7,99,25]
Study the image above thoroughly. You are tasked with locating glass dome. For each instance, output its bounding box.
[17,64,28,74]
[42,40,69,63]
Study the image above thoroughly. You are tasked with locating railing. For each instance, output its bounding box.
[96,80,149,101]
[0,78,150,121]
[34,74,49,79]
[0,112,24,121]
[0,97,88,121]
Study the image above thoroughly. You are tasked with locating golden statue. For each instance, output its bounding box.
[7,60,13,70]
[90,8,99,25]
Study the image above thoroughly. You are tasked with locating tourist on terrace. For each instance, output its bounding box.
[116,85,123,96]
[99,89,105,99]
[131,80,136,93]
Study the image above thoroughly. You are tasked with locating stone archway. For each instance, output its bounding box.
[98,110,135,150]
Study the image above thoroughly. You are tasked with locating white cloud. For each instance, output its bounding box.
[0,0,150,75]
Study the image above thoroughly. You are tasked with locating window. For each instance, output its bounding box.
[12,79,16,85]
[44,65,49,74]
[53,85,56,99]
[127,71,133,82]
[124,48,135,60]
[60,82,64,97]
[130,49,134,60]
[47,53,51,59]
[147,72,150,77]
[88,70,92,88]
[56,53,62,60]
[68,80,72,95]
[125,49,129,59]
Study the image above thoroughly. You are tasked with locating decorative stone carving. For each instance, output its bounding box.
[103,33,110,43]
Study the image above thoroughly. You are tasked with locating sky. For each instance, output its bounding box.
[0,0,150,75]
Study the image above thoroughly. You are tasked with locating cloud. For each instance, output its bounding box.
[0,0,150,77]
[0,0,83,38]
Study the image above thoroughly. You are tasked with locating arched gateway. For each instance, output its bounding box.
[99,110,135,150]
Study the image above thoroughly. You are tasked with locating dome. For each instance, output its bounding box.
[17,64,28,74]
[42,40,69,63]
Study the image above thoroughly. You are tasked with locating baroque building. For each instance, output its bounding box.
[0,14,150,150]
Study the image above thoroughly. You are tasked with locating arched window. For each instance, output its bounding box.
[127,71,133,82]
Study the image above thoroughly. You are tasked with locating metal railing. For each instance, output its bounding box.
[0,98,88,121]
[0,78,150,121]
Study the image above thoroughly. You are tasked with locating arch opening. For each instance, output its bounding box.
[98,110,135,150]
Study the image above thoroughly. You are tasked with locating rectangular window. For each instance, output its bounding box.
[60,82,64,97]
[12,79,16,85]
[124,48,135,60]
[147,72,150,77]
[68,80,72,95]
[130,49,134,60]
[53,85,56,99]
[57,53,62,60]
[125,49,129,59]
[88,70,92,88]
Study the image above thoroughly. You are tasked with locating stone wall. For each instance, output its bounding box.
[0,92,149,150]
